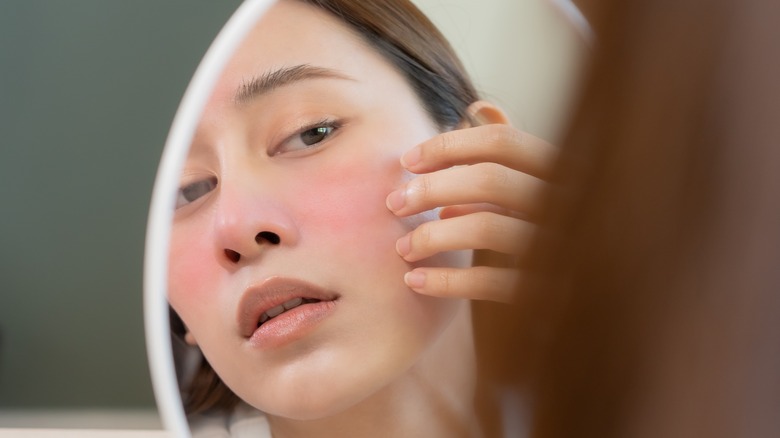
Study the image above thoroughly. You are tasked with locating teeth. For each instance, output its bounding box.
[283,297,303,310]
[266,304,285,318]
[257,297,310,327]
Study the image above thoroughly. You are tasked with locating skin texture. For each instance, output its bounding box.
[169,1,477,436]
[168,1,555,435]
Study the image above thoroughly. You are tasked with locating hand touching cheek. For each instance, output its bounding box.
[386,102,557,303]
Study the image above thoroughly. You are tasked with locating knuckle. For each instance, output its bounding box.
[436,131,457,156]
[437,270,451,294]
[474,162,510,191]
[417,174,433,199]
[408,173,435,203]
[412,221,433,249]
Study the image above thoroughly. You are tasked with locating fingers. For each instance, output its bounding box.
[386,162,545,219]
[404,266,520,303]
[390,124,550,303]
[401,124,557,179]
[396,212,535,262]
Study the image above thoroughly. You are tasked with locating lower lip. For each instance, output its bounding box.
[247,300,338,349]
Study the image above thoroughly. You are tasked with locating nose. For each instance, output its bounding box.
[213,180,298,267]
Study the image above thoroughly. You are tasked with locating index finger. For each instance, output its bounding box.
[401,124,558,179]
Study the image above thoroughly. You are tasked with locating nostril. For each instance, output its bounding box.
[224,249,241,263]
[256,231,281,245]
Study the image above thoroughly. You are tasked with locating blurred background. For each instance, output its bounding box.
[0,0,584,429]
[0,0,241,427]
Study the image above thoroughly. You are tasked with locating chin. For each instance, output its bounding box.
[240,342,419,421]
[250,376,383,421]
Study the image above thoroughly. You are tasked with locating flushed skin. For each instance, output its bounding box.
[168,0,555,436]
[168,0,474,431]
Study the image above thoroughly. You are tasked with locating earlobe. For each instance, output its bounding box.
[466,100,512,127]
[184,331,198,346]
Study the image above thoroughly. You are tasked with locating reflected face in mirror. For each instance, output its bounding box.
[167,0,472,421]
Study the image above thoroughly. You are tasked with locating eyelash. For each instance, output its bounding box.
[175,175,217,210]
[272,118,343,156]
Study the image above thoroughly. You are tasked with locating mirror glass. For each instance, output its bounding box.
[146,0,588,436]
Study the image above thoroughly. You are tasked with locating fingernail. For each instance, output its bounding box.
[396,233,411,257]
[404,270,426,290]
[401,146,421,168]
[386,188,406,212]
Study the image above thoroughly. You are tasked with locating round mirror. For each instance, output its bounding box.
[145,0,589,436]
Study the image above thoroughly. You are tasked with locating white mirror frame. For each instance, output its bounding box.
[143,1,276,436]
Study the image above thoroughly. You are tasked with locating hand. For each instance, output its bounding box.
[386,106,556,303]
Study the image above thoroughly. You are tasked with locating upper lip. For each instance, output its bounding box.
[237,276,339,338]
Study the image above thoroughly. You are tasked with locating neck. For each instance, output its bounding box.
[267,302,479,438]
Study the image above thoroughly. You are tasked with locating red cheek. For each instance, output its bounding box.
[288,150,407,245]
[168,225,220,313]
[167,141,421,312]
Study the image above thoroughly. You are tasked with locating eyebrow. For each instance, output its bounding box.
[234,64,355,104]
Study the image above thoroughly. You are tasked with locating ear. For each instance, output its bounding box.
[464,100,512,127]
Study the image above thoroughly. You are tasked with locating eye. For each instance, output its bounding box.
[300,126,334,145]
[274,119,341,155]
[176,176,217,209]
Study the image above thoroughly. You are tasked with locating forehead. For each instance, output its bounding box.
[207,0,384,106]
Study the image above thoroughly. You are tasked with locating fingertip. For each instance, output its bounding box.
[386,188,406,213]
[396,233,411,258]
[404,270,426,290]
[401,146,421,169]
[438,206,458,220]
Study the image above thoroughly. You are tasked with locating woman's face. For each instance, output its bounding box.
[168,0,471,419]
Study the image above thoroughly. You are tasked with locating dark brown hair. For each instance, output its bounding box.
[178,0,480,416]
[301,0,478,130]
[487,0,780,437]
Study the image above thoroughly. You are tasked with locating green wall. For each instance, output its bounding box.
[0,1,239,409]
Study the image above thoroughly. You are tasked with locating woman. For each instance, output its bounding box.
[167,0,554,436]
